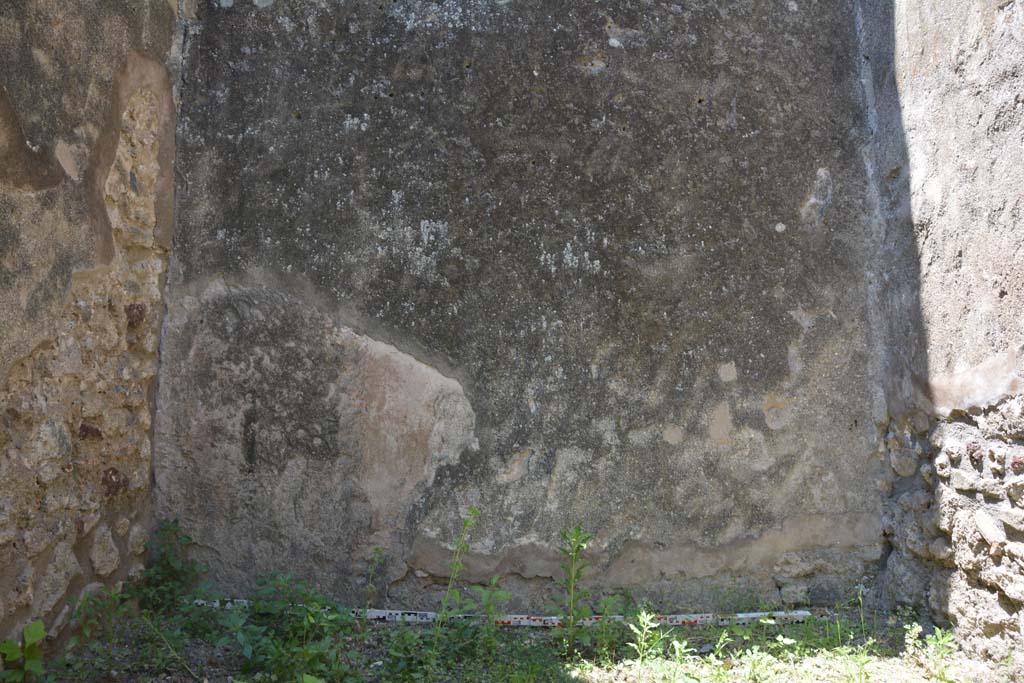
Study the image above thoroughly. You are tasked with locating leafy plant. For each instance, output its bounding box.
[140,613,201,681]
[903,621,923,655]
[667,638,699,683]
[705,629,735,683]
[740,645,775,683]
[435,508,479,631]
[358,546,385,641]
[470,575,511,656]
[626,609,670,663]
[67,587,128,651]
[129,519,203,613]
[593,595,627,665]
[237,574,359,683]
[840,640,875,683]
[923,626,956,682]
[0,621,45,682]
[384,626,426,682]
[427,506,480,677]
[217,606,265,662]
[555,525,594,655]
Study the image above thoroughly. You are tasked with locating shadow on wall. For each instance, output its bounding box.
[855,0,934,610]
[0,87,65,191]
[866,0,1024,661]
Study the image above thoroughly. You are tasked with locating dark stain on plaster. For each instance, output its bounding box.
[0,223,19,259]
[77,422,104,440]
[101,467,129,497]
[25,250,74,319]
[0,87,65,192]
[124,302,147,329]
[242,408,259,472]
[0,221,17,291]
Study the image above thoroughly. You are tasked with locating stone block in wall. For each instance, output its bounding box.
[1007,476,1024,507]
[89,526,120,578]
[32,543,81,619]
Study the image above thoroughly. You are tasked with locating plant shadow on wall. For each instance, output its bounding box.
[22,515,1014,683]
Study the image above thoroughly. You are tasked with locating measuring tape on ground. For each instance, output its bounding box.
[197,599,811,629]
[356,608,811,628]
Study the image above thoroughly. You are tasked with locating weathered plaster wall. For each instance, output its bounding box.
[4,0,1018,658]
[0,1,177,639]
[860,0,1024,660]
[898,0,1024,660]
[157,0,891,611]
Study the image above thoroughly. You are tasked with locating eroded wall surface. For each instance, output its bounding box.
[903,0,1024,660]
[0,1,176,639]
[861,0,1024,659]
[157,0,889,610]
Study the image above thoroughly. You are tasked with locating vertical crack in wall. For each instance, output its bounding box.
[0,87,168,636]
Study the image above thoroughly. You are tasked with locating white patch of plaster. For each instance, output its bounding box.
[922,176,943,210]
[708,402,732,445]
[54,141,82,181]
[343,114,369,132]
[662,425,685,446]
[762,393,795,430]
[787,343,804,375]
[497,448,533,484]
[927,349,1022,416]
[800,168,833,227]
[788,307,816,331]
[626,426,658,446]
[30,48,54,77]
[544,447,593,512]
[593,417,620,446]
[774,222,787,233]
[718,361,738,383]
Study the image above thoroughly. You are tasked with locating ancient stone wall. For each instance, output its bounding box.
[860,0,1024,659]
[0,1,177,640]
[2,0,1020,659]
[157,0,890,612]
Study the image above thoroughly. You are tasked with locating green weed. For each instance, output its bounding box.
[923,626,957,682]
[470,575,512,656]
[66,587,128,651]
[128,519,203,613]
[0,620,46,682]
[626,609,670,663]
[593,595,628,665]
[358,546,385,641]
[426,506,479,679]
[555,525,594,655]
